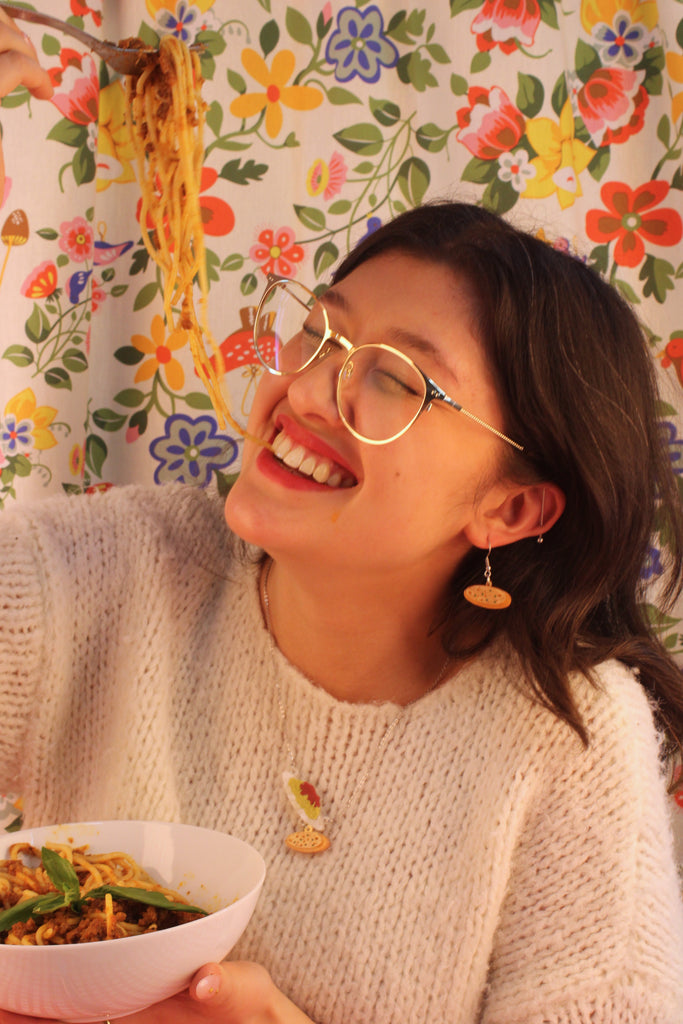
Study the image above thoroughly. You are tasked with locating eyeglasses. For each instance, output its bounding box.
[253,275,523,450]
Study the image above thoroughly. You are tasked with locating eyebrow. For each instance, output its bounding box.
[321,286,460,386]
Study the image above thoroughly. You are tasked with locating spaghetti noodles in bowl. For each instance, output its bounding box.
[0,820,265,1022]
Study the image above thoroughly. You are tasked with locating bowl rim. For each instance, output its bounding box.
[0,819,266,953]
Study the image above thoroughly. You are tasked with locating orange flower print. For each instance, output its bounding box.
[69,442,85,477]
[132,314,187,390]
[586,180,683,267]
[20,261,58,298]
[249,226,304,277]
[667,51,683,124]
[230,49,323,139]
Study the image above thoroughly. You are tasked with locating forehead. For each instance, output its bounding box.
[324,252,481,382]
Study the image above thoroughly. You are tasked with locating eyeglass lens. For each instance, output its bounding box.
[254,280,428,443]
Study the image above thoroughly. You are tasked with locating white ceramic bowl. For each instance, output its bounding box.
[0,820,266,1022]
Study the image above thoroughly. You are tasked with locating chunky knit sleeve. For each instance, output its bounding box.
[0,504,49,792]
[480,660,683,1024]
[0,483,231,803]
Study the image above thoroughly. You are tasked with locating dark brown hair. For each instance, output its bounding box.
[333,201,683,772]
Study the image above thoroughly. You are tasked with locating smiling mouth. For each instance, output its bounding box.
[271,430,357,488]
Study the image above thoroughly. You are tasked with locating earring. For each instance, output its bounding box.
[463,544,511,610]
[537,487,546,544]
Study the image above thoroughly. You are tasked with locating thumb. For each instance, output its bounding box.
[190,961,276,1015]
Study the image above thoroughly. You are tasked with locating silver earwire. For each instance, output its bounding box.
[537,487,545,544]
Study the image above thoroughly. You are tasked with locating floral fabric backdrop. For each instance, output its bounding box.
[0,0,682,862]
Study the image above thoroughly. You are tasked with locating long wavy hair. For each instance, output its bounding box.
[332,201,683,774]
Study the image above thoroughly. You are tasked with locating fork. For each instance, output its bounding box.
[0,4,202,76]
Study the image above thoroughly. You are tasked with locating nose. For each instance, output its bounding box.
[286,348,345,427]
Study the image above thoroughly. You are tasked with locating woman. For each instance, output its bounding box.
[1,17,683,1024]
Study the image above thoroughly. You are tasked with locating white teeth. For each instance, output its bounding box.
[272,430,353,488]
[283,444,306,469]
[272,432,293,458]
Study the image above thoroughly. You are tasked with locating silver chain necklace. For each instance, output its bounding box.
[261,558,451,854]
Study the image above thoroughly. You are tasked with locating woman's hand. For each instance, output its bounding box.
[123,962,316,1024]
[0,9,54,197]
[0,962,315,1024]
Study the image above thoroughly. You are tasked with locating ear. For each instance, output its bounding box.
[463,482,565,550]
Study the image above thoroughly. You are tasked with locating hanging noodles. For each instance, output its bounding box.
[126,35,257,442]
[0,842,204,945]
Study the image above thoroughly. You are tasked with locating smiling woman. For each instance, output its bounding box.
[1,200,683,1024]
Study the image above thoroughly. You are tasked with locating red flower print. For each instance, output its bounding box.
[49,49,99,125]
[249,226,304,277]
[135,166,234,240]
[70,0,102,27]
[577,68,648,147]
[59,216,94,262]
[197,167,235,236]
[586,180,683,268]
[471,0,541,54]
[21,261,58,298]
[456,86,525,159]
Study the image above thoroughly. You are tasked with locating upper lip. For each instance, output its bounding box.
[272,414,359,481]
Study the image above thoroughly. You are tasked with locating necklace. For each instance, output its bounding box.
[261,558,451,854]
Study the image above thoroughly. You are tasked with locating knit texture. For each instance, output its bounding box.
[1,483,682,1023]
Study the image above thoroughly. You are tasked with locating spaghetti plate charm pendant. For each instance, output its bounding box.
[282,772,330,854]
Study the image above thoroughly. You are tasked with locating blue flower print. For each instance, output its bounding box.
[641,544,664,582]
[593,14,647,68]
[661,420,683,476]
[149,414,239,487]
[156,2,202,43]
[325,6,398,84]
[0,415,34,457]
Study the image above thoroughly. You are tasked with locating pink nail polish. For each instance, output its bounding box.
[195,974,219,1001]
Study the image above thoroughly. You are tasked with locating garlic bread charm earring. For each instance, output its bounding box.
[464,544,511,609]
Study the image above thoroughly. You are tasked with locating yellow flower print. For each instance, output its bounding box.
[132,314,187,391]
[580,0,658,35]
[4,388,57,451]
[96,81,137,192]
[230,49,324,139]
[522,100,595,209]
[667,51,683,124]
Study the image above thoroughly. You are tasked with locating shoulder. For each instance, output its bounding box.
[0,482,239,578]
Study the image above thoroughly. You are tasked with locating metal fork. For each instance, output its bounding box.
[0,4,202,76]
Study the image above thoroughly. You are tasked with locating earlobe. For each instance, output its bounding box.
[464,482,565,549]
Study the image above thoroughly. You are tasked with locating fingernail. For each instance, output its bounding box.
[195,974,220,1001]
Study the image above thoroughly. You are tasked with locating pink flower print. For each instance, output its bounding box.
[49,50,99,125]
[249,226,304,277]
[59,216,94,262]
[91,277,106,311]
[456,86,525,159]
[306,152,348,201]
[471,0,541,53]
[576,68,647,147]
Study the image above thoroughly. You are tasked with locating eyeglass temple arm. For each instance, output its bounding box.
[424,378,524,452]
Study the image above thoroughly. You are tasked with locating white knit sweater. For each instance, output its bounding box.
[1,483,682,1023]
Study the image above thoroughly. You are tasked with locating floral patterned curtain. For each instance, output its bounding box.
[1,0,682,862]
